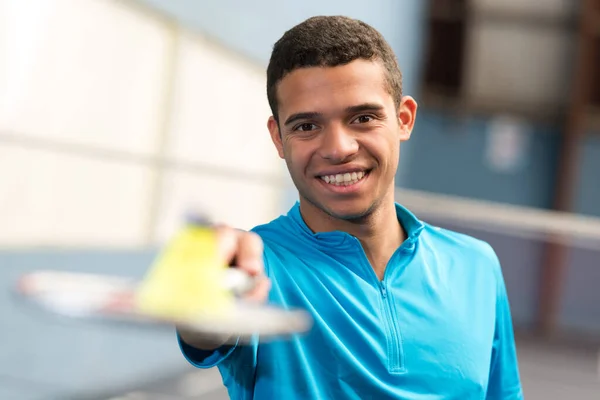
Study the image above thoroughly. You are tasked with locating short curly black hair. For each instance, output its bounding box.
[266,15,403,122]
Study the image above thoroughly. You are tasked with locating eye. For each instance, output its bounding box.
[352,115,375,124]
[294,123,318,132]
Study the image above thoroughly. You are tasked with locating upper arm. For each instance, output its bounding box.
[486,255,524,399]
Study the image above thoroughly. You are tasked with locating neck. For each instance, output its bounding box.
[299,190,405,279]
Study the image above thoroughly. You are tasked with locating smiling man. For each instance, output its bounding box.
[177,16,523,399]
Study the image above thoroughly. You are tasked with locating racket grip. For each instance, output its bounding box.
[222,268,259,296]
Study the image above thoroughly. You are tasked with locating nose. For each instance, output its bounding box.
[317,124,359,162]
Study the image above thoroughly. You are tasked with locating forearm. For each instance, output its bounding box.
[177,326,232,351]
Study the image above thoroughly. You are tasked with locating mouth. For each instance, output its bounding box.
[317,170,370,187]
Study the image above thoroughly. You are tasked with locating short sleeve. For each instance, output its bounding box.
[177,331,259,398]
[486,257,524,400]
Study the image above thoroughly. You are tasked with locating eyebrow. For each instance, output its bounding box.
[283,103,385,127]
[284,112,322,127]
[345,103,385,114]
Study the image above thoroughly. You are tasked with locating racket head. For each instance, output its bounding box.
[15,270,312,342]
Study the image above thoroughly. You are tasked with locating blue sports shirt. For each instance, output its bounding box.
[178,202,523,399]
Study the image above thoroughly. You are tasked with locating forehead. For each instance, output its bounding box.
[276,59,391,115]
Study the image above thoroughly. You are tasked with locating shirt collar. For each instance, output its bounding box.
[287,201,424,249]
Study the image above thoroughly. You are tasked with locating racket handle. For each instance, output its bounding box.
[222,268,259,296]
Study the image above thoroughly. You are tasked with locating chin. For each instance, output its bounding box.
[321,200,376,222]
[298,183,381,222]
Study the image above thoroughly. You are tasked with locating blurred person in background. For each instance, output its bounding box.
[178,15,523,400]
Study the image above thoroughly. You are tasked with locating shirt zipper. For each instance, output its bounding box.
[353,237,410,374]
[379,279,405,373]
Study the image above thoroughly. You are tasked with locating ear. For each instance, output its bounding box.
[267,116,285,159]
[397,95,418,141]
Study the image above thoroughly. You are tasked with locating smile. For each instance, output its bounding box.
[318,171,368,186]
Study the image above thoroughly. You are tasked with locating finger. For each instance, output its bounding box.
[235,231,264,276]
[243,277,271,303]
[214,225,240,266]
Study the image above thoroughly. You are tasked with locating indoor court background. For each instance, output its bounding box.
[1,0,599,399]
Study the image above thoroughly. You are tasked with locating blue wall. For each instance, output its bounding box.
[404,109,599,216]
[402,110,561,209]
[576,134,600,217]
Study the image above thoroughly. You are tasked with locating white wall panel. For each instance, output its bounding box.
[0,0,288,249]
[0,0,7,103]
[165,32,281,176]
[471,0,575,18]
[0,0,171,155]
[0,146,152,247]
[152,169,283,245]
[464,23,573,109]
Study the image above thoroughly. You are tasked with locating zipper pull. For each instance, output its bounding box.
[380,281,387,298]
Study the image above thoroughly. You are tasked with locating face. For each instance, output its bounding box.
[268,59,417,222]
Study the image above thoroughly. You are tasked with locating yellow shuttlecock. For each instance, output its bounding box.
[135,224,234,321]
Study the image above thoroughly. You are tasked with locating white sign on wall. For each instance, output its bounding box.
[484,115,532,173]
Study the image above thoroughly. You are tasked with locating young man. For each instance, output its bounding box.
[178,16,523,399]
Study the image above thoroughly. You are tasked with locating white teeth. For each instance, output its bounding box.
[319,171,367,186]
